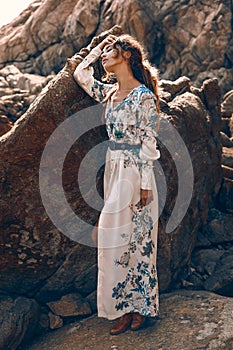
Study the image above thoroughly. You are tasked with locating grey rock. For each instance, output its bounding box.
[86,290,97,313]
[196,209,233,247]
[191,249,225,275]
[0,294,39,350]
[185,209,233,296]
[204,249,233,296]
[218,178,233,213]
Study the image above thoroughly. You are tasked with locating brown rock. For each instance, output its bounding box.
[0,0,232,93]
[159,76,191,101]
[229,114,233,137]
[35,245,97,303]
[191,248,225,276]
[47,294,92,318]
[221,90,233,117]
[86,290,97,313]
[0,115,13,136]
[222,147,233,168]
[220,132,233,148]
[0,65,54,125]
[221,117,231,137]
[48,312,63,330]
[0,0,79,75]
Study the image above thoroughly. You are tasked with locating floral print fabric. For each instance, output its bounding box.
[74,47,160,320]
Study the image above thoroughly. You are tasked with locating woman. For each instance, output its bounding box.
[74,34,160,335]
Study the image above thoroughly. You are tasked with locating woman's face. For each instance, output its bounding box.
[101,43,124,73]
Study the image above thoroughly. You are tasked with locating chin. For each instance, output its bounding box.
[103,63,115,73]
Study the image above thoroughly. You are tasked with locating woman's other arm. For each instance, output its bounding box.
[139,91,160,204]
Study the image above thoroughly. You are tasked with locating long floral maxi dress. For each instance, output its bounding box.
[74,46,160,320]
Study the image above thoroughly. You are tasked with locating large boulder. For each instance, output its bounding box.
[0,25,222,308]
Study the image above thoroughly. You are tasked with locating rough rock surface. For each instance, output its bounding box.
[0,65,54,136]
[0,0,232,93]
[24,291,233,350]
[178,87,233,296]
[178,86,233,297]
[0,3,232,348]
[0,25,226,350]
[0,294,39,350]
[221,90,233,117]
[181,209,233,296]
[0,23,223,305]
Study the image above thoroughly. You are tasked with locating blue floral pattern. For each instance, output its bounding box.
[111,205,159,316]
[74,48,160,319]
[92,81,160,318]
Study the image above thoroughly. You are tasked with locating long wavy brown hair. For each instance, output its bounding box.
[103,34,160,132]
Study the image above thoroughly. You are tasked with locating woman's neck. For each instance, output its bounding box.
[113,64,140,91]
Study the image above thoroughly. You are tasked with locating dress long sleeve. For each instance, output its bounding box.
[139,91,160,190]
[73,46,113,102]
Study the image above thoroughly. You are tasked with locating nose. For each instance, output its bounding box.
[101,51,106,59]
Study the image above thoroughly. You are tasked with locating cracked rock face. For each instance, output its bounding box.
[0,0,232,93]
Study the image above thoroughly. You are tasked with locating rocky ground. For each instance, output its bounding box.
[23,291,233,350]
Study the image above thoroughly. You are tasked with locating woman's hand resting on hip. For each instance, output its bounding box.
[140,189,153,207]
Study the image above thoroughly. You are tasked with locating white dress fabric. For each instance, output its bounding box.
[74,47,161,320]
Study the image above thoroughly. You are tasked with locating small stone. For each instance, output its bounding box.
[47,294,92,318]
[48,312,63,330]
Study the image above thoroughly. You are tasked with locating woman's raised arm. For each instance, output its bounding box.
[73,36,116,102]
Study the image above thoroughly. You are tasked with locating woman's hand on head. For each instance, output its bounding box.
[140,189,153,207]
[97,35,118,51]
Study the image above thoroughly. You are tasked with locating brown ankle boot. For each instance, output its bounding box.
[130,312,146,331]
[110,313,132,335]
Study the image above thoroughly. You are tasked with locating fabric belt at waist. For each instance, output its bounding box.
[108,140,141,151]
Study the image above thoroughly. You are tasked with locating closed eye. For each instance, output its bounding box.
[103,44,113,53]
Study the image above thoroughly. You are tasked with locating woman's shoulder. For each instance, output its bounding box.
[136,84,157,102]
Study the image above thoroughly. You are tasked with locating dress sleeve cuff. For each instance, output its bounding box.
[81,46,102,68]
[140,162,153,190]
